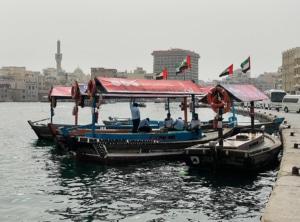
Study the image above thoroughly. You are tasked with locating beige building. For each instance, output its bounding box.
[0,66,41,101]
[91,68,118,79]
[282,47,300,94]
[152,48,200,82]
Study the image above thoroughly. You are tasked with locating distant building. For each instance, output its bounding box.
[0,66,40,101]
[0,84,12,102]
[282,47,300,94]
[221,68,251,84]
[67,67,88,84]
[152,49,200,82]
[256,72,281,91]
[91,67,118,79]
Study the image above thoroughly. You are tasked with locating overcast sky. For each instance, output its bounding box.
[0,0,299,80]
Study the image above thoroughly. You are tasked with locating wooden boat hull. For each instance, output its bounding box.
[185,133,282,171]
[58,128,234,164]
[28,120,72,140]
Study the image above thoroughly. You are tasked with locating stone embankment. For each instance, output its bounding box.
[236,107,300,222]
[261,113,300,222]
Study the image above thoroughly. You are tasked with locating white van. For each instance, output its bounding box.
[282,95,300,113]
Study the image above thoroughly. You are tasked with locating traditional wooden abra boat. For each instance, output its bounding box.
[56,77,236,164]
[28,119,73,140]
[28,84,86,140]
[185,129,281,171]
[184,84,283,171]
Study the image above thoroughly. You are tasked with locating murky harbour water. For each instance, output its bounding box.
[0,102,277,221]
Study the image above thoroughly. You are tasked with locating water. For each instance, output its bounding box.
[0,102,278,221]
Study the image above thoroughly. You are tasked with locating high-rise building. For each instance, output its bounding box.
[151,49,200,82]
[282,47,300,94]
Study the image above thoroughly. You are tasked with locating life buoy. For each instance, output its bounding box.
[207,86,231,113]
[87,80,96,98]
[190,156,200,165]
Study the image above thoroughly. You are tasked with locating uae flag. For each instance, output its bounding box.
[219,64,233,77]
[156,68,168,80]
[241,56,251,73]
[176,55,192,74]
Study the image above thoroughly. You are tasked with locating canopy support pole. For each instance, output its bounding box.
[184,97,188,125]
[50,104,53,124]
[218,108,224,147]
[191,94,196,117]
[75,102,78,126]
[250,101,255,132]
[92,97,97,137]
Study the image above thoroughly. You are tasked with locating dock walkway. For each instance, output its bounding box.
[262,120,300,221]
[237,108,300,222]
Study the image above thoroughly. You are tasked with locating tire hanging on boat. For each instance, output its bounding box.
[87,80,96,98]
[207,86,231,113]
[72,105,78,116]
[71,81,81,101]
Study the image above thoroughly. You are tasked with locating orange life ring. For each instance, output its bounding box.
[87,80,96,98]
[207,86,231,113]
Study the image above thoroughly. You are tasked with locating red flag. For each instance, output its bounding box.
[219,64,233,77]
[187,55,191,69]
[156,68,168,80]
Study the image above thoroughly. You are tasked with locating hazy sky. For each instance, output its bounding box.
[0,0,299,80]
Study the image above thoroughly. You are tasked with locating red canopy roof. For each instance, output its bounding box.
[49,84,87,99]
[221,84,268,102]
[95,77,206,97]
[50,86,71,98]
[201,84,268,103]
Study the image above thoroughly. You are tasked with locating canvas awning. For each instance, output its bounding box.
[49,84,87,99]
[201,84,268,103]
[49,86,71,99]
[94,77,206,97]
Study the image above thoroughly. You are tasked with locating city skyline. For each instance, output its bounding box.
[0,0,300,80]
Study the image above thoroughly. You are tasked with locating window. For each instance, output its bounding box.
[283,98,299,103]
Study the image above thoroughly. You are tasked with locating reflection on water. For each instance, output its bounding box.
[43,147,277,222]
[0,102,278,222]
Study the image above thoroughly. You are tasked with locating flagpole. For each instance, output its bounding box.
[166,75,170,113]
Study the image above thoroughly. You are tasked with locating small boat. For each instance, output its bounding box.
[28,119,72,140]
[54,77,219,163]
[185,129,282,171]
[103,117,164,129]
[138,102,146,107]
[28,83,88,141]
[185,84,283,171]
[70,128,234,164]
